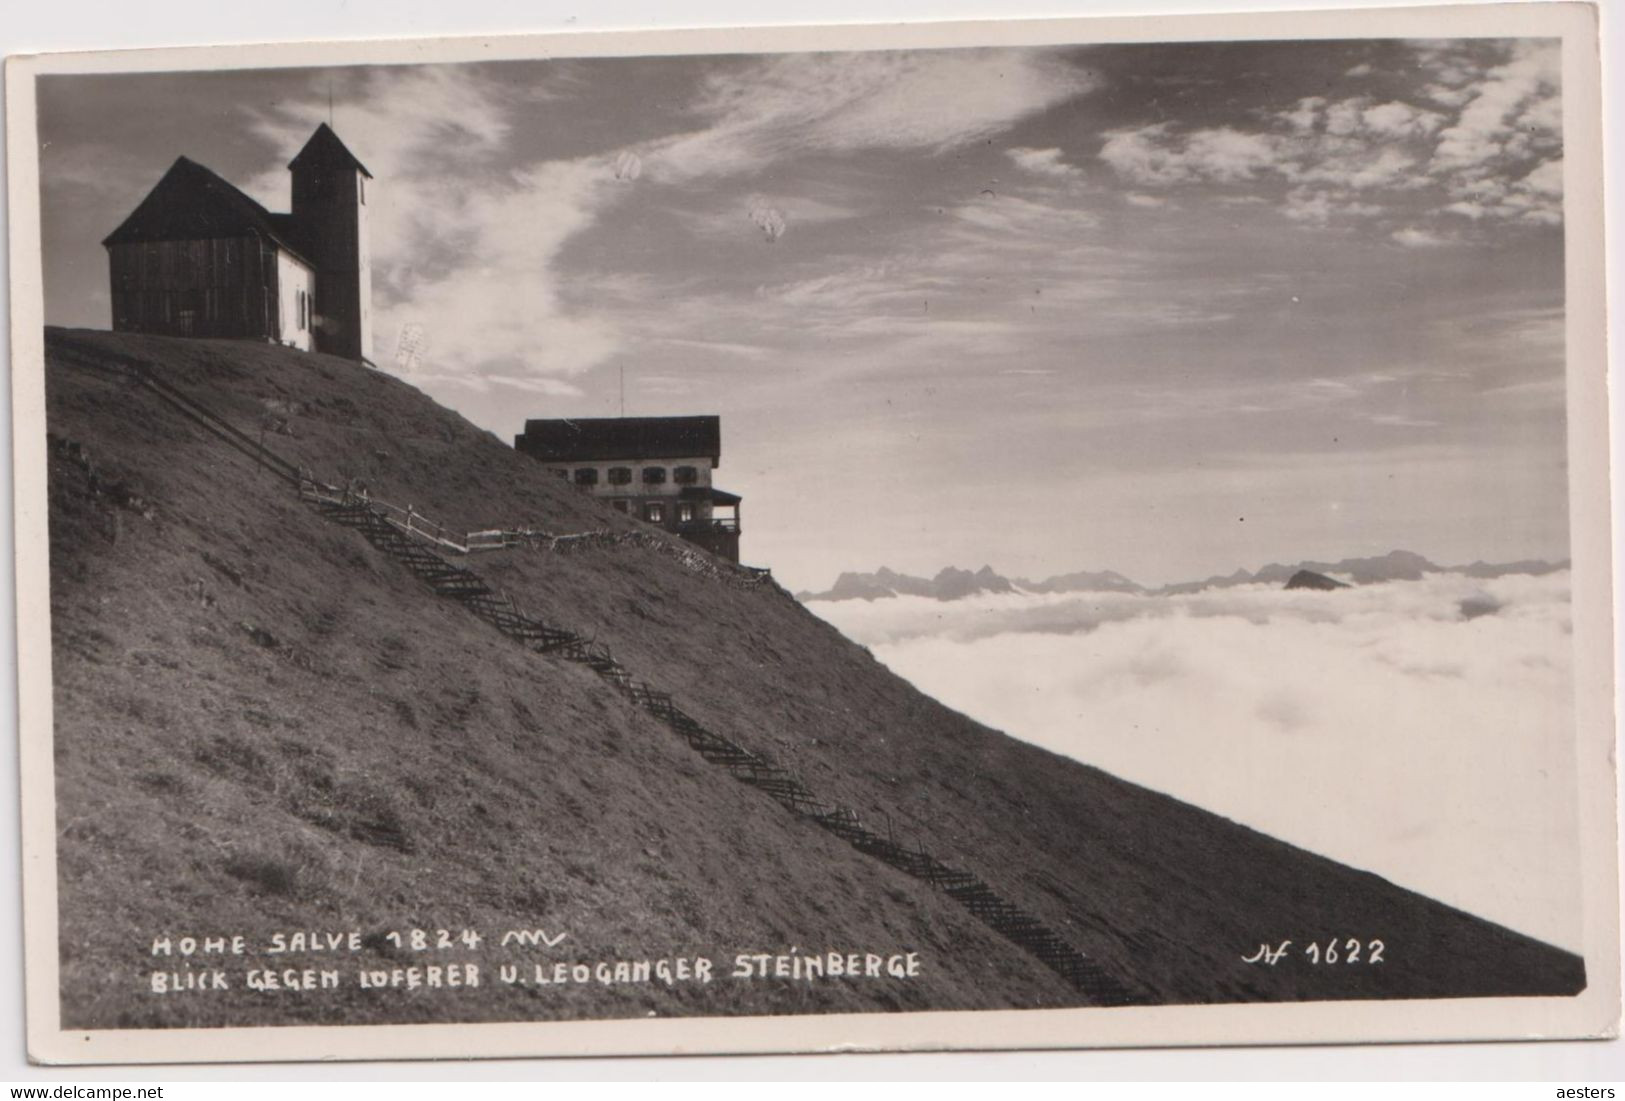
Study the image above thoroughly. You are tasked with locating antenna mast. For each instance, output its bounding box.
[619,365,626,418]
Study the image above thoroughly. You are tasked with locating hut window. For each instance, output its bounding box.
[678,504,695,523]
[673,465,698,485]
[642,467,667,485]
[573,468,599,486]
[607,467,632,486]
[645,503,664,523]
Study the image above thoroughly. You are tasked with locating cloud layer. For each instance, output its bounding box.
[814,571,1581,950]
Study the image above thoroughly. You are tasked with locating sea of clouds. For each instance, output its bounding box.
[811,570,1580,951]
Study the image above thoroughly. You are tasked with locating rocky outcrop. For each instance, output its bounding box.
[1284,569,1349,591]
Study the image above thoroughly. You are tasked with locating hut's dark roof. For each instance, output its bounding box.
[289,123,373,179]
[515,416,722,465]
[101,156,313,265]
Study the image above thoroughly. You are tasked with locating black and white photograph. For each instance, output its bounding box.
[5,1,1617,1065]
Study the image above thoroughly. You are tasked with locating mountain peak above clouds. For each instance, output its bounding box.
[1285,569,1350,591]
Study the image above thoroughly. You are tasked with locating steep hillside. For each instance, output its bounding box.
[42,328,1584,1031]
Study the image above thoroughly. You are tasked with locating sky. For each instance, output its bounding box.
[36,37,1568,591]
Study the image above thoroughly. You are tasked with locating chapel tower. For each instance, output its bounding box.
[289,123,373,361]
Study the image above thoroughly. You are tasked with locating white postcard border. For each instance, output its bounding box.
[5,1,1617,1065]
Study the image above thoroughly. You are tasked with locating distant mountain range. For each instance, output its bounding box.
[799,564,1135,603]
[796,550,1568,602]
[1155,550,1567,594]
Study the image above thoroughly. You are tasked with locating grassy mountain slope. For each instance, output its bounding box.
[42,328,1583,1030]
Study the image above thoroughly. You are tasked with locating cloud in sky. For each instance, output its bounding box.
[1429,41,1561,173]
[243,66,629,390]
[231,49,1099,407]
[1281,187,1383,225]
[1391,226,1452,248]
[645,50,1096,183]
[948,192,1100,235]
[813,571,1580,951]
[669,192,861,244]
[1005,145,1084,180]
[1101,123,1281,185]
